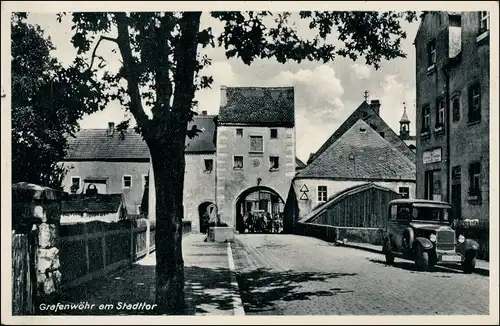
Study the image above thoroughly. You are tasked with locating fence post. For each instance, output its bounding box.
[130,220,134,262]
[101,232,107,269]
[83,223,90,274]
[12,182,64,314]
[145,218,150,257]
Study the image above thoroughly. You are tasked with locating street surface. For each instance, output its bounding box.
[232,234,489,315]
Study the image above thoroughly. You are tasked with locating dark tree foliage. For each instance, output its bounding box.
[52,11,416,314]
[11,13,109,189]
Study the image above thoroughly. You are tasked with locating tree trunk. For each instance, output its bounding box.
[150,133,187,315]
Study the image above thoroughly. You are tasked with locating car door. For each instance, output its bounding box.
[388,204,411,252]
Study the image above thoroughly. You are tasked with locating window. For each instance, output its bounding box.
[428,39,436,67]
[249,135,263,153]
[269,156,279,170]
[317,186,328,202]
[468,84,481,123]
[397,205,411,221]
[236,128,243,137]
[233,156,243,170]
[270,128,278,139]
[479,11,489,33]
[436,99,445,129]
[142,174,149,190]
[469,162,481,196]
[71,177,81,194]
[452,98,460,122]
[123,175,132,188]
[422,105,430,132]
[204,159,213,173]
[399,187,410,199]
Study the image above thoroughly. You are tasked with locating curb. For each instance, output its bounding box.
[227,242,245,316]
[337,241,489,276]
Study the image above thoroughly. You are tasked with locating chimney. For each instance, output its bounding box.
[107,122,115,136]
[220,85,227,107]
[202,110,207,115]
[370,100,381,115]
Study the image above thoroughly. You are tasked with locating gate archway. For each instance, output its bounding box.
[198,202,217,233]
[235,186,284,234]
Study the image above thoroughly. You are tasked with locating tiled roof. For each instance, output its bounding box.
[218,86,295,127]
[64,115,217,160]
[64,129,150,161]
[296,119,416,181]
[295,157,306,169]
[308,101,415,164]
[185,114,217,153]
[62,193,123,214]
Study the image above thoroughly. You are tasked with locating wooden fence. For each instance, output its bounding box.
[58,219,191,290]
[11,230,37,315]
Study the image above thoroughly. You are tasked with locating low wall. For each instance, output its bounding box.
[295,222,384,245]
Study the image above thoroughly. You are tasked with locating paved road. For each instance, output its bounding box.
[232,234,489,315]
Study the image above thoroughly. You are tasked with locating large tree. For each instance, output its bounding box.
[11,13,108,189]
[59,11,416,314]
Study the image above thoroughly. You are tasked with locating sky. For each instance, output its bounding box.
[25,11,420,163]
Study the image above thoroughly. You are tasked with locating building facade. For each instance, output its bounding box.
[287,118,416,227]
[415,11,489,220]
[59,124,150,215]
[215,86,296,231]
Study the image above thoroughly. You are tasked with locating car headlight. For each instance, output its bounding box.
[458,234,465,243]
[429,233,436,242]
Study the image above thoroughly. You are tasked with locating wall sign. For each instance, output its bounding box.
[423,148,442,164]
[300,184,309,193]
[300,192,309,200]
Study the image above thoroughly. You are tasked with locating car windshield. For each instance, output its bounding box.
[412,206,449,222]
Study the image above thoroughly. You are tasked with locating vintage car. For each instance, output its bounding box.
[382,199,479,273]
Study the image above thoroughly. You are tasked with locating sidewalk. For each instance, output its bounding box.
[53,233,244,316]
[337,241,490,275]
[183,233,244,316]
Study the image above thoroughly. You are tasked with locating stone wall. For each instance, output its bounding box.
[12,182,65,312]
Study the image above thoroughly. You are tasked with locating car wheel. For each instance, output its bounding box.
[463,257,476,274]
[383,240,394,265]
[415,245,430,272]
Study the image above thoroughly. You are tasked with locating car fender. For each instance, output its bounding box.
[414,237,433,250]
[456,238,479,256]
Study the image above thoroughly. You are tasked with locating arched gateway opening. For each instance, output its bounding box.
[198,202,216,234]
[235,186,285,234]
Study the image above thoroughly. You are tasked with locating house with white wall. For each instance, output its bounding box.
[59,124,150,215]
[284,102,416,229]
